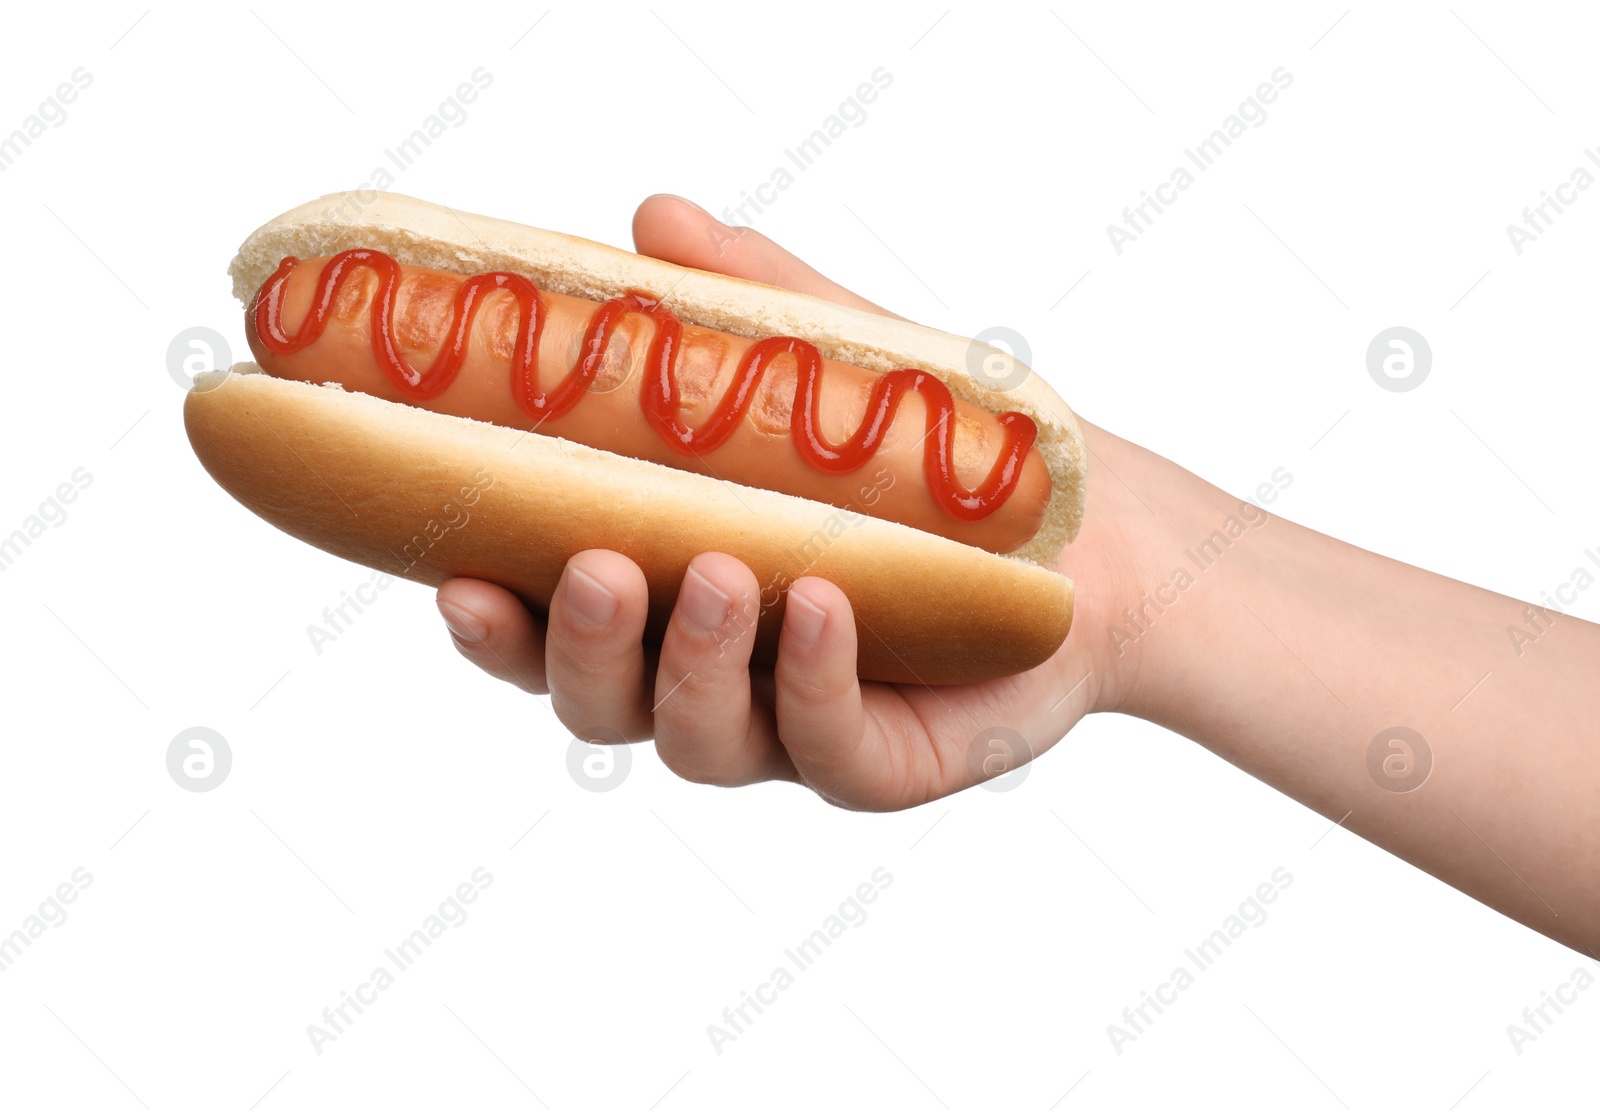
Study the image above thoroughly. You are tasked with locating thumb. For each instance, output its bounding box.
[631,194,903,320]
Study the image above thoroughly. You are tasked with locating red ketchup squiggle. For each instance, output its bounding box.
[252,249,1038,522]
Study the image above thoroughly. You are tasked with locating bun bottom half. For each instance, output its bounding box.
[184,368,1075,686]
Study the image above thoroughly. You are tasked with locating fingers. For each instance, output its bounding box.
[436,578,549,694]
[631,194,903,320]
[771,577,893,809]
[440,562,921,806]
[543,550,655,742]
[651,554,796,786]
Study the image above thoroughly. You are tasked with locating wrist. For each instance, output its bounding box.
[1062,420,1262,722]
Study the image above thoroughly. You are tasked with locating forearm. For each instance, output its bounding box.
[1099,430,1600,954]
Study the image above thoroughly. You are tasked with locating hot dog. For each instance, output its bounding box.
[185,192,1088,685]
[245,251,1051,554]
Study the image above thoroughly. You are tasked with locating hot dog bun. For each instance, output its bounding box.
[186,191,1088,685]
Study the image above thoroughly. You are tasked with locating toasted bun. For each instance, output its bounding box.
[187,192,1086,685]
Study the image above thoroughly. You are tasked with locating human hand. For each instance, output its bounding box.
[435,195,1154,809]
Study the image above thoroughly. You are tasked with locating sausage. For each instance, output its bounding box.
[244,251,1051,553]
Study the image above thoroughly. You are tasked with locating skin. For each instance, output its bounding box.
[436,194,1600,958]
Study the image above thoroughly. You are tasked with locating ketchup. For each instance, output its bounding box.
[252,249,1038,522]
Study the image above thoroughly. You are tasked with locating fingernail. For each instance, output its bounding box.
[681,566,731,632]
[662,193,712,217]
[785,587,826,645]
[438,601,487,644]
[566,566,619,627]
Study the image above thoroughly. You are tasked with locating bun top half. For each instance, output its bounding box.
[228,191,1086,566]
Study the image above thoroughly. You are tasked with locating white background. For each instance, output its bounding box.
[1,2,1595,1116]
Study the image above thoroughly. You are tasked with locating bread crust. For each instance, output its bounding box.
[185,368,1074,685]
[188,192,1085,684]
